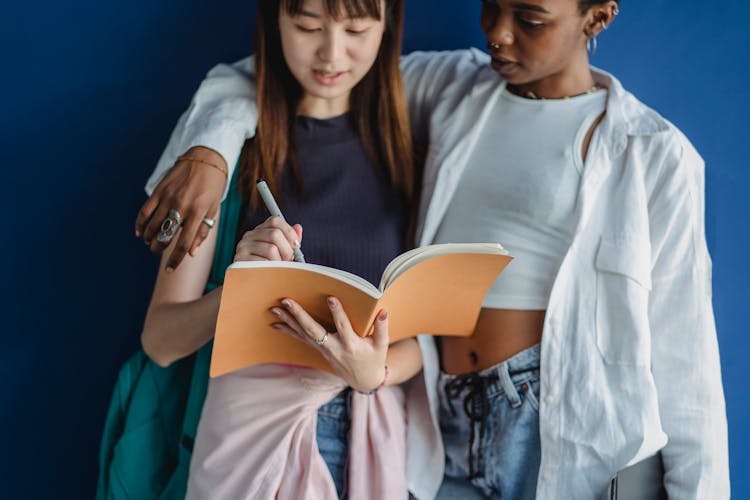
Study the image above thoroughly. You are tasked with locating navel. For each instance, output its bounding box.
[469,350,479,366]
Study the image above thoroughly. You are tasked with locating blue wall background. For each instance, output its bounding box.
[1,0,747,497]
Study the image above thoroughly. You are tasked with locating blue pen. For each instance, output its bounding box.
[256,179,306,263]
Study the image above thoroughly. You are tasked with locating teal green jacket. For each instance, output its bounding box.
[96,172,241,499]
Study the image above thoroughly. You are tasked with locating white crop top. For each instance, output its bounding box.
[433,87,607,310]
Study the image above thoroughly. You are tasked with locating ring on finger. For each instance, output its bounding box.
[156,209,182,243]
[315,332,329,346]
[201,217,216,229]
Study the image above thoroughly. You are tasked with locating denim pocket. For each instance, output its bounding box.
[518,376,541,413]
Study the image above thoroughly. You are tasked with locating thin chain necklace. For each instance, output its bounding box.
[507,83,602,100]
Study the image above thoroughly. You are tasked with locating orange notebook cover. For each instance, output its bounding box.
[211,243,512,377]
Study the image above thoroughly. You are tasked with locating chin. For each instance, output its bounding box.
[305,87,350,101]
[501,70,533,84]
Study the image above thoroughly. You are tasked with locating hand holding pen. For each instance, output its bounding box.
[233,179,305,263]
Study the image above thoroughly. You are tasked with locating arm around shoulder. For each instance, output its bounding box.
[146,56,259,200]
[136,57,260,264]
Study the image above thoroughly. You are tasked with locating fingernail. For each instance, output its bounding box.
[378,311,388,321]
[327,297,337,307]
[270,308,282,317]
[293,239,300,248]
[165,266,174,273]
[271,323,283,330]
[135,230,141,237]
[281,299,293,309]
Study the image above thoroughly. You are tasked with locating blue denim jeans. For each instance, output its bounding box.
[316,389,351,497]
[436,344,541,499]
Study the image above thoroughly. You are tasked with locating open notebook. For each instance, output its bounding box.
[211,243,512,376]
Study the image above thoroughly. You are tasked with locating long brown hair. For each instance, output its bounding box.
[239,0,414,209]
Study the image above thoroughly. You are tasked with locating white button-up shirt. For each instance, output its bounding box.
[148,49,729,500]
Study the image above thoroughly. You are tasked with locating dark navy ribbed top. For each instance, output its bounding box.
[237,113,407,287]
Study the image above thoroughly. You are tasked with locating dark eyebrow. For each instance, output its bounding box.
[510,2,551,14]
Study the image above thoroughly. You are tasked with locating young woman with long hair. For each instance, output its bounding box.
[139,0,422,498]
[138,0,728,498]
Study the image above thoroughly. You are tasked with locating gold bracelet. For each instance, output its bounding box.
[177,155,228,179]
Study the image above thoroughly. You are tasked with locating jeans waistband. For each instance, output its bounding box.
[438,343,541,480]
[439,343,541,404]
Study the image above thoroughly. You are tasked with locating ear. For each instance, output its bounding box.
[583,1,619,38]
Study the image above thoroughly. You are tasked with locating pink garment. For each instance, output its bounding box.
[186,364,408,500]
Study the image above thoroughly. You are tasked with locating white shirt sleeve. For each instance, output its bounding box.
[400,49,489,146]
[145,57,258,200]
[647,132,729,498]
[144,49,487,199]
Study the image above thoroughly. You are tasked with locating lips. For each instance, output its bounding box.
[314,69,344,77]
[492,54,518,66]
[312,69,347,85]
[490,55,520,75]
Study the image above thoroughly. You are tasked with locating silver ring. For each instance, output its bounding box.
[156,209,182,243]
[201,217,216,229]
[315,332,329,346]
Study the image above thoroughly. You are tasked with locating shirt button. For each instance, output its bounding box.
[544,395,554,405]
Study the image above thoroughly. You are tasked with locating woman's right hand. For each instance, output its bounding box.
[234,216,303,262]
[271,297,389,394]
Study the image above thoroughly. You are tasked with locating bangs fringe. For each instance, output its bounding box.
[282,0,383,20]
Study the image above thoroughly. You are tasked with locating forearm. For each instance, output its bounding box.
[141,287,222,367]
[385,338,423,386]
[147,57,258,199]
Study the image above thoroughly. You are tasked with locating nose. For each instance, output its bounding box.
[482,9,514,48]
[317,30,345,64]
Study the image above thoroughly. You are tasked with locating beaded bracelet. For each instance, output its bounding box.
[177,155,228,179]
[356,365,390,395]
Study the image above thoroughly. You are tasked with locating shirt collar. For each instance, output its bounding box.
[591,67,671,158]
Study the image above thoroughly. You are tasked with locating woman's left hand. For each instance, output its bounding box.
[270,297,389,393]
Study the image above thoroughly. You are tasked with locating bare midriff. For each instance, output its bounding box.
[440,308,545,375]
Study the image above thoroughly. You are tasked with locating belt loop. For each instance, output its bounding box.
[497,363,522,408]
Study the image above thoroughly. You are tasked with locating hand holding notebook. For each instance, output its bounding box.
[211,243,513,377]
